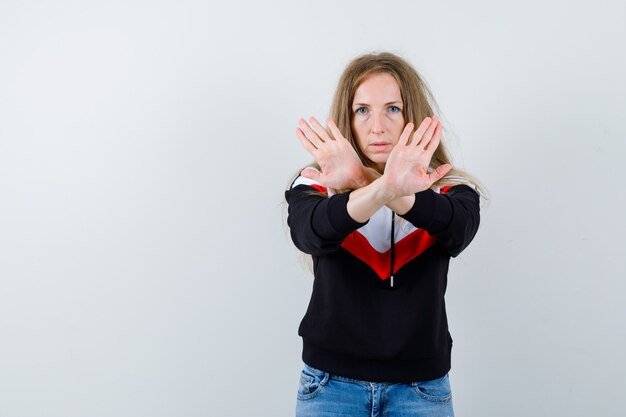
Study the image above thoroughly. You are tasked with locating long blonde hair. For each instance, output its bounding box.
[287,52,486,271]
[314,51,485,195]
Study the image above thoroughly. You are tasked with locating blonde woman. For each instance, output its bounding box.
[286,52,481,417]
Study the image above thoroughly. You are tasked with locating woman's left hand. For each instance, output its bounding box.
[382,116,452,198]
[296,117,367,190]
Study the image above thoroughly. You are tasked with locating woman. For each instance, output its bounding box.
[285,52,482,417]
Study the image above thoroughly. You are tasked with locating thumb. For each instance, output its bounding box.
[301,167,321,180]
[430,164,452,183]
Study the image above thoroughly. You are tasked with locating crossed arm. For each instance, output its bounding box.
[295,115,451,223]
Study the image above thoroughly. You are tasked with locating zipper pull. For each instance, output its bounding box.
[390,275,394,287]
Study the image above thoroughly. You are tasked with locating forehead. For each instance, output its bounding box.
[353,72,402,104]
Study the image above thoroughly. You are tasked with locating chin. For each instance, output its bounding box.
[369,156,388,166]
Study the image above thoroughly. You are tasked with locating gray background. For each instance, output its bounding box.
[1,0,625,416]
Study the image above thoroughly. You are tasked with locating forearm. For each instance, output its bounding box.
[346,178,396,223]
[361,168,415,215]
[286,184,366,255]
[398,185,481,256]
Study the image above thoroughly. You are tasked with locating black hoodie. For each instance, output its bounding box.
[285,176,480,383]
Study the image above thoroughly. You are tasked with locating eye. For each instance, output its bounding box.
[355,107,368,115]
[389,105,402,113]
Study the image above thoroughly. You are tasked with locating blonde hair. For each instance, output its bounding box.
[287,52,487,272]
[330,52,483,193]
[321,51,485,196]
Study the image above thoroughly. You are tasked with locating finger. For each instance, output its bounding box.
[298,118,325,147]
[424,123,443,155]
[398,123,415,146]
[408,117,432,146]
[301,167,321,180]
[309,117,334,142]
[414,115,438,148]
[415,115,439,148]
[428,163,452,184]
[296,127,318,153]
[326,118,346,141]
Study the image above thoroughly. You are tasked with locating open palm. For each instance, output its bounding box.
[296,117,365,190]
[383,116,451,197]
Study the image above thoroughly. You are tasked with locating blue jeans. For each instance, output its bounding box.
[296,363,454,417]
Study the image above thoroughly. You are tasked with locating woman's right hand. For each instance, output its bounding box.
[296,117,368,190]
[343,116,450,223]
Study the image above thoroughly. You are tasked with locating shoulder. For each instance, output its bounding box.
[438,175,478,191]
[290,175,328,194]
[437,176,480,199]
[285,175,330,205]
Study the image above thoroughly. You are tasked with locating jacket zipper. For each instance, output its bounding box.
[390,212,395,288]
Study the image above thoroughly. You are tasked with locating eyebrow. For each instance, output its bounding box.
[352,101,403,107]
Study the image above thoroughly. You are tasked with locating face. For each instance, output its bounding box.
[351,72,405,172]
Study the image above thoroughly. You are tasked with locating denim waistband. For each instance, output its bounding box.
[304,362,398,385]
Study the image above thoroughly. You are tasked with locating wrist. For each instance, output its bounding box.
[371,177,398,203]
[378,174,404,201]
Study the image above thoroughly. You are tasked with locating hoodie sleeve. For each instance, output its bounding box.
[285,177,367,256]
[398,184,480,257]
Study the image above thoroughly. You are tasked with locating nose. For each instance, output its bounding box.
[371,111,384,134]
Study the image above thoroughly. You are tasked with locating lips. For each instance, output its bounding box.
[369,142,392,152]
